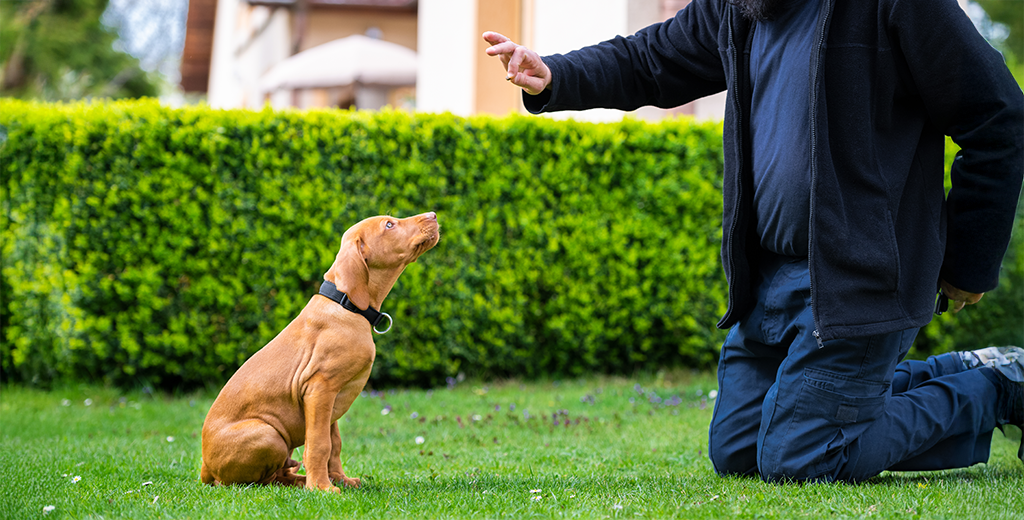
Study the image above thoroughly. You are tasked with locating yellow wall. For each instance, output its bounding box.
[475,0,523,115]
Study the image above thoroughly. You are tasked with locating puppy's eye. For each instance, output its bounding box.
[385,221,394,229]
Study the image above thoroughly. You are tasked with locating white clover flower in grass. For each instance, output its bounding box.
[84,399,93,406]
[612,503,623,510]
[709,390,719,400]
[381,408,390,416]
[415,436,425,445]
[61,399,70,407]
[43,505,55,515]
[166,436,175,443]
[472,414,482,422]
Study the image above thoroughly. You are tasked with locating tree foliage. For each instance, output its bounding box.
[974,0,1024,82]
[0,0,160,100]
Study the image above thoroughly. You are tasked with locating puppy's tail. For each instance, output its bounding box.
[200,461,217,486]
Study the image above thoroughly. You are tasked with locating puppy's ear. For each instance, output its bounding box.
[328,236,371,310]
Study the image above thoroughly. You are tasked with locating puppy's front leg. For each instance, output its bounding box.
[303,386,341,493]
[328,421,360,488]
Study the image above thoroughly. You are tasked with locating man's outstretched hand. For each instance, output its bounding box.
[482,31,552,96]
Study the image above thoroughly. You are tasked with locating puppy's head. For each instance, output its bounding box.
[327,212,440,309]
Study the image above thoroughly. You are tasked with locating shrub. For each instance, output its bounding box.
[0,99,728,388]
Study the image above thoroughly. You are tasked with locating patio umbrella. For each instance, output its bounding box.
[260,34,417,92]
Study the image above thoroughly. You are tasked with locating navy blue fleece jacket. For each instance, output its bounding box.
[523,0,1023,341]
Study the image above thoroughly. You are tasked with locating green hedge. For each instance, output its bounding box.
[1,99,1019,389]
[0,99,729,388]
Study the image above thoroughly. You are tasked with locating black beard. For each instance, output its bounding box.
[729,0,787,21]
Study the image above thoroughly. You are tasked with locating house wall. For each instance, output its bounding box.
[417,0,477,115]
[532,0,629,56]
[208,1,417,110]
[209,0,292,108]
[303,10,417,52]
[474,0,521,116]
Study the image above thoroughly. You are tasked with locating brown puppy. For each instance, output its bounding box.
[200,212,440,492]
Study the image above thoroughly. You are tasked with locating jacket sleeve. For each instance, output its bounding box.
[891,0,1024,293]
[523,0,728,114]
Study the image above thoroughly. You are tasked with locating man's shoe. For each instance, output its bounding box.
[960,346,1024,375]
[961,346,1023,462]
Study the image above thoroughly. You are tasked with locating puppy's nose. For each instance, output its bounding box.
[423,212,437,221]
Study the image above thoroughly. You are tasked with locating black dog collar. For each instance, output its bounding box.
[318,280,393,334]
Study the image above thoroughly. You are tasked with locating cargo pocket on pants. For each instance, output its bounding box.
[775,369,889,480]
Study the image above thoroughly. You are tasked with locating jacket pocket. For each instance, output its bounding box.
[826,206,901,296]
[881,210,901,292]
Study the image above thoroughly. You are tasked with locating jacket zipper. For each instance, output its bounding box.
[808,0,834,348]
[722,8,743,328]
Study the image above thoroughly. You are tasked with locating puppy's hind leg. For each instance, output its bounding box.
[271,456,306,487]
[209,419,292,486]
[200,461,218,486]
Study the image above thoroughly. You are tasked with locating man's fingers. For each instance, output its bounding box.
[506,46,530,78]
[507,71,546,96]
[485,41,518,57]
[482,31,510,46]
[951,296,982,313]
[946,293,981,313]
[482,31,550,94]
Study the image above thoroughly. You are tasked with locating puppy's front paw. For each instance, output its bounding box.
[307,479,341,494]
[329,472,361,488]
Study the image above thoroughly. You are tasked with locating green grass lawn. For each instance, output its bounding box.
[1,371,1021,519]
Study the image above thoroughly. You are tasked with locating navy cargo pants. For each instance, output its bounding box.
[708,253,1002,482]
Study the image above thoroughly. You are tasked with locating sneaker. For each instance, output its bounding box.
[960,346,1024,376]
[962,346,1023,462]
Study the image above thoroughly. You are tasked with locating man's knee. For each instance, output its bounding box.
[708,428,759,477]
[757,416,873,483]
[711,426,841,482]
[757,449,837,483]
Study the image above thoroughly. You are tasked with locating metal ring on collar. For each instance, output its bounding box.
[373,312,393,334]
